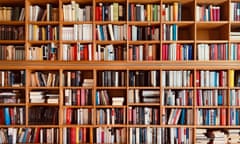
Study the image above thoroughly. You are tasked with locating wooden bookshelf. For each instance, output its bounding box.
[2,0,240,143]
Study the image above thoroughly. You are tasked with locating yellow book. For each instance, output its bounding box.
[173,2,178,21]
[76,127,79,143]
[229,69,234,87]
[147,4,152,21]
[113,3,119,21]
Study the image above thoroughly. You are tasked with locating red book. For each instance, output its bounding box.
[72,44,77,60]
[76,89,81,106]
[95,6,100,21]
[70,127,76,144]
[161,44,166,60]
[214,44,218,60]
[0,109,4,124]
[34,128,41,143]
[99,3,103,21]
[131,4,135,21]
[81,89,85,106]
[128,26,131,40]
[196,71,200,87]
[82,127,87,143]
[237,44,240,60]
[66,108,72,124]
[220,108,226,125]
[128,46,133,61]
[178,127,181,144]
[83,45,88,60]
[165,44,169,60]
[9,107,15,125]
[219,70,223,87]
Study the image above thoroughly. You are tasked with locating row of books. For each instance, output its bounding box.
[63,127,89,144]
[96,3,125,21]
[162,24,178,41]
[96,24,126,41]
[97,71,126,87]
[0,25,24,40]
[230,89,240,106]
[62,24,92,41]
[0,45,25,61]
[96,108,125,124]
[231,2,240,21]
[230,108,240,125]
[161,70,193,87]
[96,89,124,105]
[29,3,58,21]
[197,43,228,60]
[29,91,59,104]
[128,107,159,125]
[28,43,58,61]
[30,71,59,87]
[196,70,227,87]
[162,2,182,21]
[162,43,193,61]
[0,128,59,144]
[63,1,92,21]
[95,127,126,144]
[28,106,58,125]
[163,90,193,106]
[64,89,92,106]
[0,6,25,21]
[62,43,92,61]
[63,70,82,87]
[196,4,221,21]
[128,44,159,61]
[0,107,25,125]
[96,44,126,61]
[28,25,59,41]
[196,89,226,106]
[0,70,25,87]
[197,108,226,125]
[128,4,160,21]
[230,43,240,60]
[129,70,159,87]
[0,91,23,104]
[129,127,193,144]
[63,108,92,125]
[128,90,160,103]
[96,90,110,105]
[166,108,193,125]
[129,25,159,41]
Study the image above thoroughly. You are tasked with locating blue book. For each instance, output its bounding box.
[236,110,239,125]
[172,24,177,40]
[22,128,29,143]
[4,107,11,125]
[99,25,105,40]
[218,92,223,105]
[188,45,193,60]
[180,108,186,125]
[205,110,209,125]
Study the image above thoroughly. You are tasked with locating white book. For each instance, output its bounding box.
[108,24,114,40]
[63,128,67,144]
[88,44,92,61]
[134,89,140,103]
[161,70,166,87]
[128,89,134,103]
[78,24,83,40]
[131,25,137,41]
[136,128,140,144]
[139,45,143,61]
